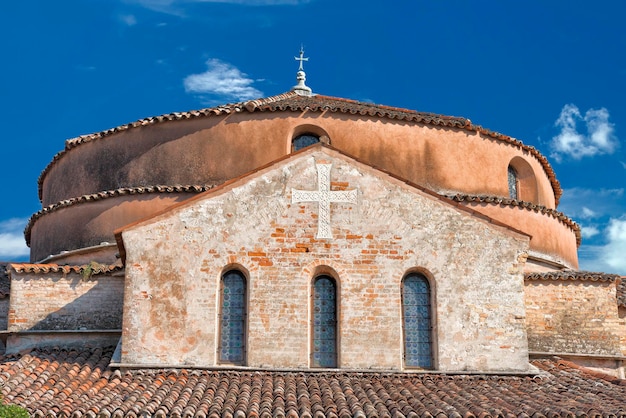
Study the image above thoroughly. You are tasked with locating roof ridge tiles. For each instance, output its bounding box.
[446,194,580,246]
[525,270,621,282]
[7,260,123,276]
[24,184,214,245]
[35,92,562,205]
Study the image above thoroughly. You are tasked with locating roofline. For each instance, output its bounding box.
[448,194,581,247]
[24,185,214,245]
[525,270,620,282]
[36,91,562,205]
[7,261,123,276]
[114,143,532,264]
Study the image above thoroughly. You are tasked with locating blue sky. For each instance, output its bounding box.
[1,0,624,274]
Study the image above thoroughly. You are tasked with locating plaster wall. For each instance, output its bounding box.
[456,202,579,269]
[121,148,530,371]
[29,192,201,262]
[34,112,570,265]
[524,279,623,355]
[7,272,124,332]
[42,112,556,208]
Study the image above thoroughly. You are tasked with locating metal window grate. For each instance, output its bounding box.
[402,274,432,368]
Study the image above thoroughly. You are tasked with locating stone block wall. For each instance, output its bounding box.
[524,279,623,355]
[8,271,124,331]
[121,149,530,371]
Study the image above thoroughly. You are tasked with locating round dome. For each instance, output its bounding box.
[28,92,578,269]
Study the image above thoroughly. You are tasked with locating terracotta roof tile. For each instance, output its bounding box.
[24,185,213,246]
[448,194,581,246]
[525,270,621,283]
[2,347,626,417]
[37,92,562,206]
[8,261,123,276]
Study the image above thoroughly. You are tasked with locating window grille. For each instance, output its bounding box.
[402,273,433,368]
[219,270,246,364]
[312,275,337,367]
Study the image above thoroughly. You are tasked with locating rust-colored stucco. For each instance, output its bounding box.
[32,103,573,268]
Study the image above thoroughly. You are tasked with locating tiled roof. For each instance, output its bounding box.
[8,261,123,276]
[525,270,621,283]
[37,92,562,205]
[447,194,581,246]
[25,185,213,245]
[2,347,626,417]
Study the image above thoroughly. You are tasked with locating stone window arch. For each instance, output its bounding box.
[218,269,247,365]
[312,274,338,367]
[402,272,434,369]
[507,157,538,203]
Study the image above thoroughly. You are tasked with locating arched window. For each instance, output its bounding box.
[402,273,433,368]
[507,165,519,200]
[312,275,337,367]
[292,133,320,152]
[219,270,246,364]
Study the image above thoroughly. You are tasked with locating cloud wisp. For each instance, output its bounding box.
[126,0,310,15]
[0,218,29,261]
[184,59,263,104]
[550,104,618,162]
[603,217,626,272]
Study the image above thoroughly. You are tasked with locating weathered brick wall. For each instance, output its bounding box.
[0,297,8,330]
[524,279,622,355]
[8,272,124,331]
[122,148,530,371]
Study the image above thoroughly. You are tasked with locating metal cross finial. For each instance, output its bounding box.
[295,46,309,71]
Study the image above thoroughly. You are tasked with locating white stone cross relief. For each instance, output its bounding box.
[292,163,358,239]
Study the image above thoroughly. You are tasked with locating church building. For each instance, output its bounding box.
[1,51,625,417]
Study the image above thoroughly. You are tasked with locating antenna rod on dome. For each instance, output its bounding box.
[292,45,313,96]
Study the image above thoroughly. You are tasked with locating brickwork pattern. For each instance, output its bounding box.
[524,279,623,355]
[8,272,124,331]
[122,149,530,371]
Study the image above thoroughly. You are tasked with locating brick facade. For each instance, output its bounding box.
[525,278,623,355]
[7,271,124,332]
[120,147,530,371]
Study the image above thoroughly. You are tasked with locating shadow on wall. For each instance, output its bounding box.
[27,279,123,331]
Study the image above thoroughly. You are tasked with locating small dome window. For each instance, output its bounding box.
[292,134,320,152]
[508,165,519,200]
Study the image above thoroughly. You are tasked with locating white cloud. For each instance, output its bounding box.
[126,0,310,15]
[558,187,625,220]
[578,216,626,275]
[184,58,262,103]
[603,217,626,272]
[620,161,626,169]
[0,218,29,260]
[119,14,138,26]
[581,225,600,239]
[581,206,597,219]
[550,104,618,162]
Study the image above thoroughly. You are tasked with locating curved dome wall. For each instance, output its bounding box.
[30,93,577,268]
[29,190,208,262]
